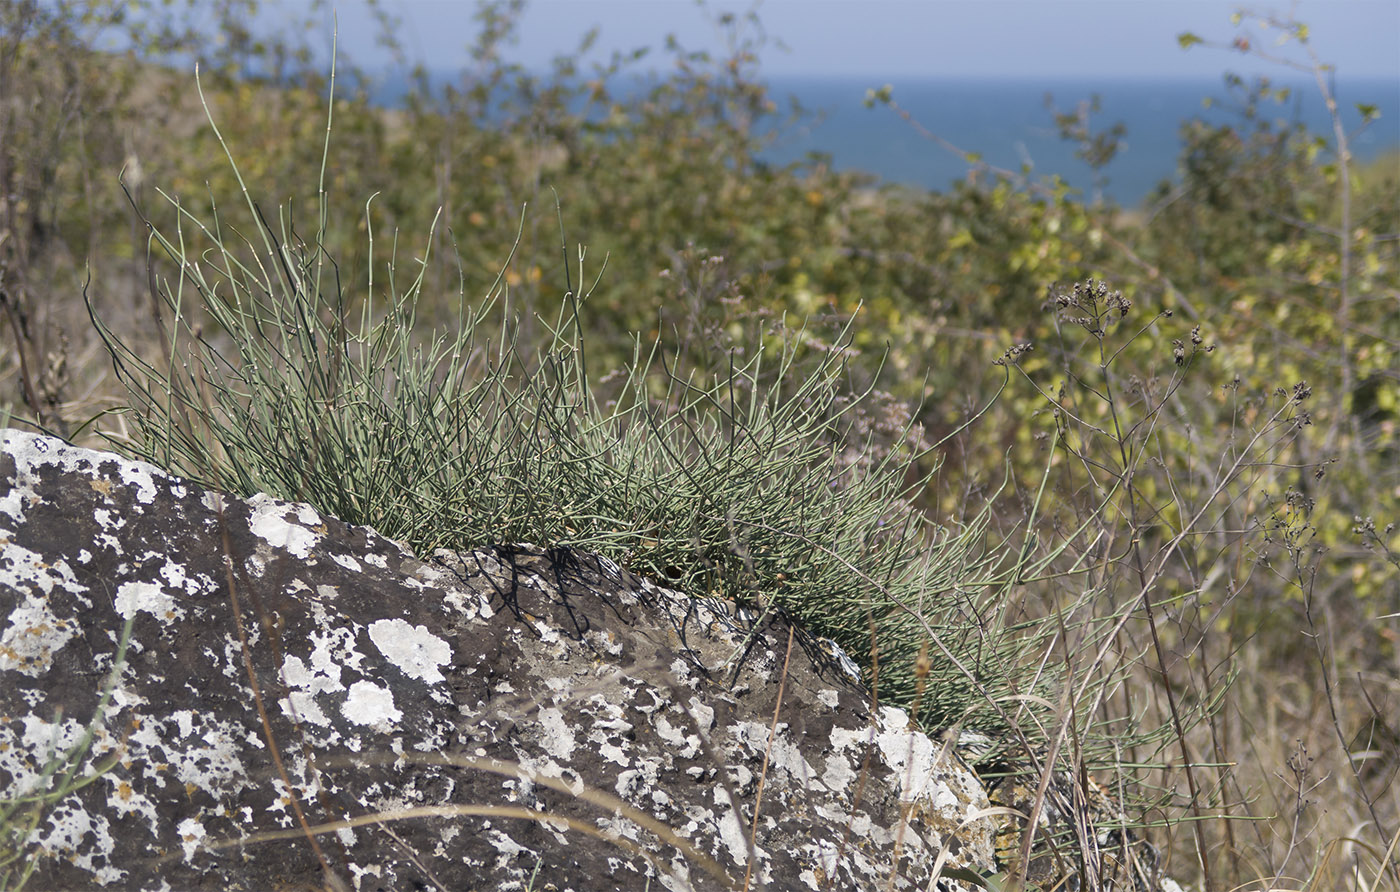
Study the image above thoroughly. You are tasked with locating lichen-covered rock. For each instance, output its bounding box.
[0,430,998,891]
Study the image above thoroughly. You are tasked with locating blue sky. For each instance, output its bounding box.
[322,0,1400,81]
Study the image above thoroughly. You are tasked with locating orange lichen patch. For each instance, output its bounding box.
[89,478,114,497]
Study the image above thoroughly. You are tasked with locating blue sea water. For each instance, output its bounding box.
[760,76,1400,206]
[370,72,1399,207]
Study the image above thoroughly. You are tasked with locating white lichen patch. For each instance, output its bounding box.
[483,826,532,866]
[347,860,383,891]
[263,778,297,826]
[243,552,268,579]
[650,788,672,812]
[685,698,716,734]
[515,752,574,791]
[266,625,356,716]
[653,714,703,760]
[595,812,644,844]
[826,714,969,820]
[584,627,624,658]
[331,553,362,573]
[598,738,630,767]
[872,705,941,803]
[247,494,323,559]
[367,618,451,684]
[125,710,251,794]
[731,721,820,790]
[0,540,87,598]
[0,588,80,676]
[279,687,332,728]
[537,706,577,760]
[115,580,183,622]
[586,703,635,768]
[1,430,167,520]
[0,714,87,797]
[176,816,207,861]
[712,786,764,870]
[822,750,859,793]
[37,800,125,884]
[343,680,402,730]
[439,581,493,620]
[106,774,161,835]
[158,555,215,598]
[308,624,367,677]
[281,653,331,695]
[801,839,842,890]
[110,687,147,712]
[117,456,169,505]
[91,507,123,533]
[530,616,562,645]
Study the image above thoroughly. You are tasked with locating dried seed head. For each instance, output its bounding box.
[992,342,1035,366]
[1048,279,1131,333]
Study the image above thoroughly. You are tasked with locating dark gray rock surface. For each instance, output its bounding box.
[1,431,999,891]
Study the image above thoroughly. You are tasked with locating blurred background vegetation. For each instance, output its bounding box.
[1,0,1397,888]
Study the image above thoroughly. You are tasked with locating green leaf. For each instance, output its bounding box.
[941,867,1006,890]
[1177,31,1203,49]
[1356,102,1380,123]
